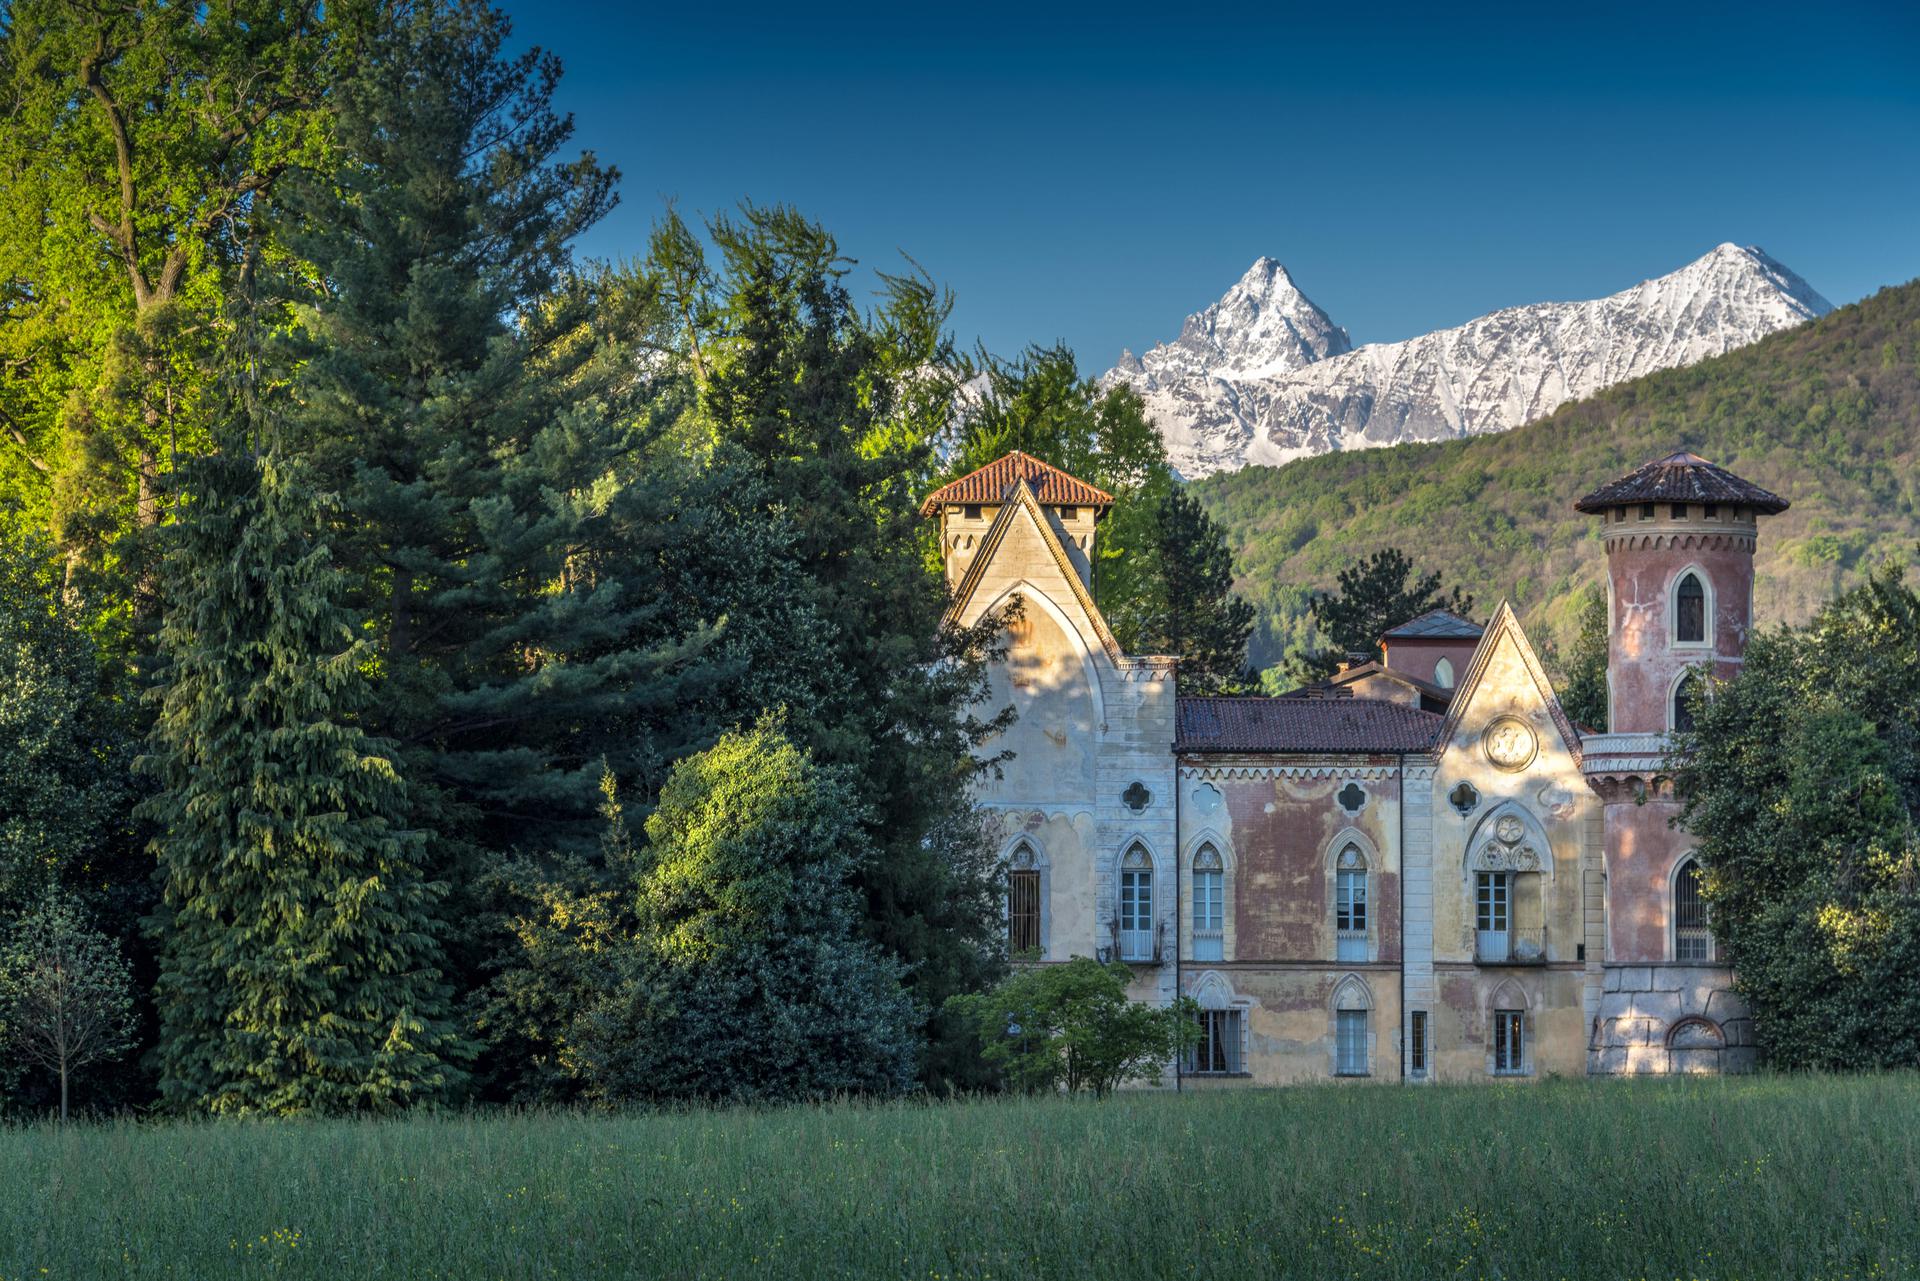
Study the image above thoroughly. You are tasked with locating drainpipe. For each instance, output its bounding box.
[1398,752,1407,1081]
[1174,747,1183,1093]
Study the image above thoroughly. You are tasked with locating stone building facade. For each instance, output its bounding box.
[926,449,1788,1082]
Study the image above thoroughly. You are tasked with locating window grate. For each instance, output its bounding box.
[1009,869,1040,955]
[1675,858,1713,961]
[1188,1009,1241,1074]
[1409,1011,1428,1077]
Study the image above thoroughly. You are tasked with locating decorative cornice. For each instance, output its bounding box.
[1603,531,1756,554]
[1180,761,1402,782]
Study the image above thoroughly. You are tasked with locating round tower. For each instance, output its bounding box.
[1576,452,1787,1075]
[1573,452,1789,735]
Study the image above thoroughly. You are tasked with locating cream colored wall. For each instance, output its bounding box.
[1426,617,1606,1081]
[1430,627,1596,970]
[948,490,1179,1025]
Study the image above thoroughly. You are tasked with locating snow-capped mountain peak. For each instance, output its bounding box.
[1102,245,1831,477]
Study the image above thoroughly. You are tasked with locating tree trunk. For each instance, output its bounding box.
[59,1060,68,1124]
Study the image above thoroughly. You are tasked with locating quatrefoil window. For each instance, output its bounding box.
[1122,781,1152,813]
[1449,781,1480,816]
[1337,782,1367,814]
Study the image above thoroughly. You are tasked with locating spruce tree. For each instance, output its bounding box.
[279,2,738,861]
[142,447,467,1114]
[1149,487,1256,694]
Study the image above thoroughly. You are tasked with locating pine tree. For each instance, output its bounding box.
[142,447,468,1114]
[1291,549,1474,683]
[1149,487,1256,694]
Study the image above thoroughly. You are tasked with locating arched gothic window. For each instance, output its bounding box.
[1675,572,1707,644]
[1008,843,1041,957]
[1192,845,1224,962]
[1119,844,1154,961]
[1433,657,1455,689]
[1674,856,1713,962]
[1335,844,1369,962]
[1672,672,1702,733]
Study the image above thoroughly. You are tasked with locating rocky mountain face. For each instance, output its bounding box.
[1102,244,1833,478]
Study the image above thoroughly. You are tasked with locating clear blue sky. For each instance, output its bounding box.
[504,0,1920,370]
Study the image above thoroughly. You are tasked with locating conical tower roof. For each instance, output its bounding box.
[1574,451,1789,515]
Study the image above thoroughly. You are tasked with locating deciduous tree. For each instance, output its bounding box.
[0,890,137,1120]
[1674,560,1920,1069]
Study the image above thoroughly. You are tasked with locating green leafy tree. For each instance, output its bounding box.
[944,957,1199,1096]
[1552,586,1609,730]
[142,447,468,1114]
[0,890,137,1120]
[1147,487,1255,693]
[0,538,134,913]
[575,720,921,1103]
[1291,549,1474,683]
[0,0,336,619]
[1674,560,1920,1070]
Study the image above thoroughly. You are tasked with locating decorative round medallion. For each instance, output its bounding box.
[1495,814,1525,845]
[1482,716,1538,772]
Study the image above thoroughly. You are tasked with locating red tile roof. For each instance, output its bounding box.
[920,451,1115,517]
[1176,696,1445,754]
[1574,452,1789,515]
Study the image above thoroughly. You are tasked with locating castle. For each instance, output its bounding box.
[925,449,1790,1082]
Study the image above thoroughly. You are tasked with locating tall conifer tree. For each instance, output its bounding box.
[143,445,467,1113]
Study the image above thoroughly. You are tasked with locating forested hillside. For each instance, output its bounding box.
[1195,279,1920,672]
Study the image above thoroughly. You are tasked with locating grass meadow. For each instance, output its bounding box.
[2,1075,1916,1280]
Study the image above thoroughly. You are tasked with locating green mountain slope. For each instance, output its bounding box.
[1194,278,1920,672]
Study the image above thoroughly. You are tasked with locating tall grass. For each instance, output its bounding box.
[4,1075,1915,1279]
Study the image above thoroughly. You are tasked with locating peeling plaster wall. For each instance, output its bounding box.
[1181,968,1403,1086]
[953,493,1179,1032]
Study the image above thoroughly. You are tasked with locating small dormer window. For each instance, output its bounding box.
[1639,503,1656,520]
[964,504,981,521]
[1671,504,1688,520]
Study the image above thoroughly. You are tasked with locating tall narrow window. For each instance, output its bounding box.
[1674,857,1713,962]
[1009,845,1041,957]
[1476,871,1511,962]
[1336,846,1368,962]
[1433,657,1455,689]
[1336,1009,1368,1076]
[1192,845,1224,962]
[1672,672,1701,733]
[1119,845,1154,961]
[1675,573,1706,643]
[1188,1009,1242,1074]
[1493,1009,1526,1074]
[1409,1011,1428,1078]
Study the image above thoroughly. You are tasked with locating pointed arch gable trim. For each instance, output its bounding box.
[1330,973,1374,1011]
[976,578,1110,731]
[1182,826,1234,870]
[1323,824,1380,872]
[944,477,1153,668]
[1435,600,1584,766]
